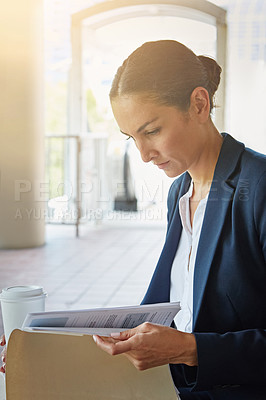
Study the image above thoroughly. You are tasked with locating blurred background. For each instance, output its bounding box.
[44,0,266,231]
[0,0,265,318]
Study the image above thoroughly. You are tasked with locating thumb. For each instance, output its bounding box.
[110,327,138,341]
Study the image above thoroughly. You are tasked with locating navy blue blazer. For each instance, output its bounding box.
[142,133,266,399]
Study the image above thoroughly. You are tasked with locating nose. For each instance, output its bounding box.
[136,140,157,163]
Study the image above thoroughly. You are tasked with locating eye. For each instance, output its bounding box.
[145,128,160,135]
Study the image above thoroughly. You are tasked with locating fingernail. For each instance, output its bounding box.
[110,332,121,339]
[92,335,97,343]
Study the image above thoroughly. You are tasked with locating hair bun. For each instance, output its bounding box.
[198,55,222,96]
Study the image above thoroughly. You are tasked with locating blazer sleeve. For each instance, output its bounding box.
[190,170,266,391]
[254,170,266,263]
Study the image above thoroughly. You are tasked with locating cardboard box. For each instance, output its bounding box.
[6,329,178,399]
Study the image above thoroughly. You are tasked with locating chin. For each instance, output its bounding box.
[164,170,182,178]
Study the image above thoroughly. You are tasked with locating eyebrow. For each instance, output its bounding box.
[120,117,159,136]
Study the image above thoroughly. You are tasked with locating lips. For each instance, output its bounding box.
[155,161,169,169]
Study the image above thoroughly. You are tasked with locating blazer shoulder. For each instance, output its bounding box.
[219,134,266,184]
[240,146,266,183]
[242,146,266,168]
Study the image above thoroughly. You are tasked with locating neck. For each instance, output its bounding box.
[188,122,223,198]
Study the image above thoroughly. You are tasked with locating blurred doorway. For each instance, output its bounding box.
[68,1,227,223]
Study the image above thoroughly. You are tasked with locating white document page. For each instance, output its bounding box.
[22,302,180,335]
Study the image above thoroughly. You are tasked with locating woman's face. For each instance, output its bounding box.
[111,94,204,178]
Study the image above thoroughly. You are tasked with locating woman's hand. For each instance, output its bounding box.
[0,335,6,374]
[93,322,198,371]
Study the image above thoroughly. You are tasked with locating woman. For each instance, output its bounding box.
[92,40,266,399]
[1,40,266,399]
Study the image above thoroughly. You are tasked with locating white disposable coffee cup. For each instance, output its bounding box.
[0,285,47,342]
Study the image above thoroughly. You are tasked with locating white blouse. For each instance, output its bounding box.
[170,181,208,333]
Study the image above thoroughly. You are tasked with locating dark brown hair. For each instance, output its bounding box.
[110,40,221,112]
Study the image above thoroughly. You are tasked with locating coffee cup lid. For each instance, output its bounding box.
[0,286,46,300]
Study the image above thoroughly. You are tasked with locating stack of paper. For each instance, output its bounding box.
[22,302,180,336]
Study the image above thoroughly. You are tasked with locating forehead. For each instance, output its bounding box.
[112,95,157,118]
[111,95,172,133]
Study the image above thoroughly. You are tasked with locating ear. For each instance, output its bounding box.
[189,87,210,122]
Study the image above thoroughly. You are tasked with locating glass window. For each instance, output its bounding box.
[251,44,260,60]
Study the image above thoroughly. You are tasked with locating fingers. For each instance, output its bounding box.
[0,335,5,347]
[1,351,6,362]
[110,326,139,341]
[110,322,153,341]
[93,323,155,357]
[93,334,134,356]
[0,347,6,374]
[0,335,7,374]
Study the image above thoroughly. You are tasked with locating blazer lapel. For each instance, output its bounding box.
[193,134,245,329]
[142,173,191,304]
